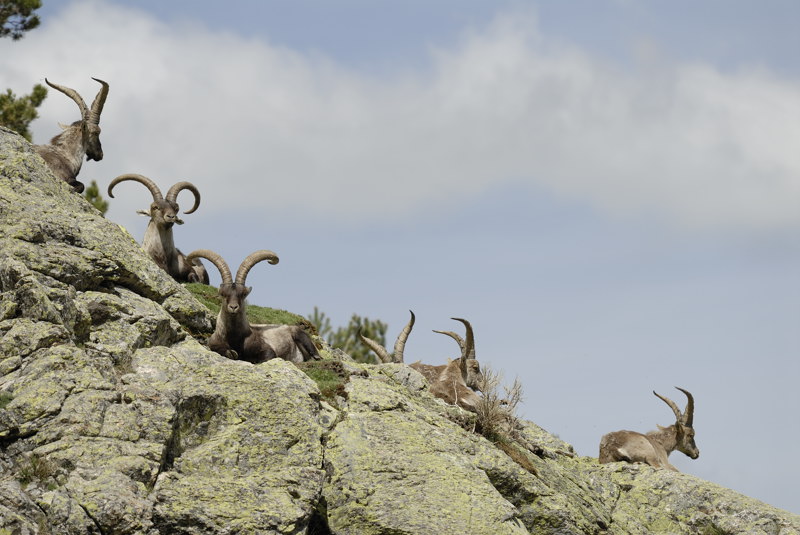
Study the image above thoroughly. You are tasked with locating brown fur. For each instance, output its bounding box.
[361,312,484,412]
[598,388,699,471]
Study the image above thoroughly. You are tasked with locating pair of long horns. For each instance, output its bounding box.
[360,310,415,364]
[107,174,201,214]
[45,77,108,125]
[653,387,695,427]
[433,317,475,361]
[185,249,279,287]
[359,312,476,365]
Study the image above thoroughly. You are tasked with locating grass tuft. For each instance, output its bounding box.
[17,454,55,487]
[297,360,349,407]
[0,391,12,410]
[474,366,537,475]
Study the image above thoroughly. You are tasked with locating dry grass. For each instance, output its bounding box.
[475,365,523,440]
[474,366,536,475]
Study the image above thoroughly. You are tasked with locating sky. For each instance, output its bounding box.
[2,0,798,514]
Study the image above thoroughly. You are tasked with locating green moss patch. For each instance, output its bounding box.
[183,283,315,330]
[297,361,349,406]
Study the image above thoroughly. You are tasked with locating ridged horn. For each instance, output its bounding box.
[234,250,279,286]
[88,77,109,125]
[108,173,164,201]
[653,388,685,425]
[676,387,694,427]
[186,249,233,286]
[45,78,88,120]
[451,318,475,360]
[165,181,201,214]
[359,332,390,363]
[433,329,465,355]
[391,310,415,363]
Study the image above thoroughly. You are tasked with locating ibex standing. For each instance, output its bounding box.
[33,78,109,193]
[360,312,484,412]
[598,387,699,471]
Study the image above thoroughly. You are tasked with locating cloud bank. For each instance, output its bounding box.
[4,0,800,231]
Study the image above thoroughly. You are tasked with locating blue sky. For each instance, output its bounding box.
[3,0,799,513]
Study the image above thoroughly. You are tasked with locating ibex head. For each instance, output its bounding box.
[185,249,279,315]
[45,77,108,161]
[434,317,484,392]
[654,387,699,459]
[108,174,201,229]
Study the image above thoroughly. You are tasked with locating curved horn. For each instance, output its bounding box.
[185,249,233,285]
[165,182,201,214]
[234,250,279,286]
[451,317,475,360]
[359,332,390,363]
[88,77,109,125]
[391,310,415,363]
[45,78,88,120]
[676,387,694,427]
[108,173,163,201]
[653,390,683,424]
[432,329,465,354]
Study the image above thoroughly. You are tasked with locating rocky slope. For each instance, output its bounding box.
[1,126,798,534]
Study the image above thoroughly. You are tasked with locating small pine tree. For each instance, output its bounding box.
[1,1,45,139]
[0,0,42,40]
[307,307,388,363]
[0,84,47,141]
[83,180,109,215]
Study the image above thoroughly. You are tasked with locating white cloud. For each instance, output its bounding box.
[4,0,800,231]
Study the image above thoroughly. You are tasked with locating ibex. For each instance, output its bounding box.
[185,249,320,364]
[360,311,484,412]
[598,387,699,471]
[107,174,208,284]
[33,78,109,193]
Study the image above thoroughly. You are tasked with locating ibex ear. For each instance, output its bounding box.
[136,209,151,217]
[244,286,253,297]
[175,218,185,225]
[58,122,69,130]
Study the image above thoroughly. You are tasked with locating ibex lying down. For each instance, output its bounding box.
[186,249,320,364]
[33,78,109,193]
[107,173,208,284]
[360,311,484,412]
[599,387,699,471]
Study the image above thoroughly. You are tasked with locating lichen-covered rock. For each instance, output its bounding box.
[0,127,325,534]
[1,125,799,535]
[323,376,531,534]
[595,462,800,534]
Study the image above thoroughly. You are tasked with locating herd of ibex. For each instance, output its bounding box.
[29,77,701,473]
